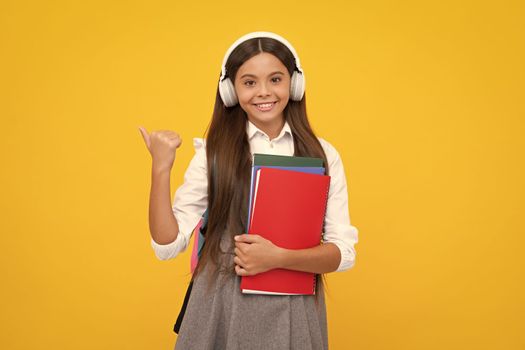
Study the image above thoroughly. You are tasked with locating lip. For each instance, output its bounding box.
[252,101,277,105]
[253,101,277,112]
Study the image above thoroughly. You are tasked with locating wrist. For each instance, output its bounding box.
[275,247,290,269]
[152,164,172,176]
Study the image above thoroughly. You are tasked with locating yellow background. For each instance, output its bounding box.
[1,0,523,349]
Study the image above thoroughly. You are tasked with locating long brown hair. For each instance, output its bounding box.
[193,37,331,303]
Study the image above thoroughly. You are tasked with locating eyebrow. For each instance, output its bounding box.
[239,71,285,79]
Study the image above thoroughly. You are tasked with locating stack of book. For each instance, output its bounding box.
[240,153,331,295]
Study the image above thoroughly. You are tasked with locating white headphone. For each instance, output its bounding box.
[218,31,306,107]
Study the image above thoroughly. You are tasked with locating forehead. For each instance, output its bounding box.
[236,52,288,77]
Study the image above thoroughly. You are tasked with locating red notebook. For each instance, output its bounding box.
[240,167,331,295]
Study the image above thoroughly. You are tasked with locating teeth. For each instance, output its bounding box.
[257,103,273,107]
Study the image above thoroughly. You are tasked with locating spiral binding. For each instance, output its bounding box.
[313,173,331,295]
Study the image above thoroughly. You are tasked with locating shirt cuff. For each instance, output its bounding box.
[330,240,357,272]
[150,233,187,260]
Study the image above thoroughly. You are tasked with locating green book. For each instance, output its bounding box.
[253,153,324,167]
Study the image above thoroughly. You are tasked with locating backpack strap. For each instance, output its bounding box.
[174,154,215,334]
[174,208,208,334]
[189,208,209,274]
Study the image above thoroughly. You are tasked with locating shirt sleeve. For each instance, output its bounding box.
[150,138,208,260]
[318,138,359,272]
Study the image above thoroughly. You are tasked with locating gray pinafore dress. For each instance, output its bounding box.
[174,232,328,350]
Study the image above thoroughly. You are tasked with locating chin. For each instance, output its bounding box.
[249,113,284,125]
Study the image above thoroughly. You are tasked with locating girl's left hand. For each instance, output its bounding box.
[233,234,283,276]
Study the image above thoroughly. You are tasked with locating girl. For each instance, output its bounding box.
[139,31,358,350]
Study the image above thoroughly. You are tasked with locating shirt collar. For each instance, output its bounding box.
[246,119,292,141]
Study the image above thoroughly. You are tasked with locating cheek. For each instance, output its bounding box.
[235,88,252,105]
[276,84,290,99]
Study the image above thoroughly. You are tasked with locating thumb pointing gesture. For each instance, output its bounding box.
[138,125,182,173]
[138,125,151,151]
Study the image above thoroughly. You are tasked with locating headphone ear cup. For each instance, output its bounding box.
[290,71,305,101]
[219,77,238,107]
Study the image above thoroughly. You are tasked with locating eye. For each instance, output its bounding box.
[271,77,281,83]
[244,80,255,86]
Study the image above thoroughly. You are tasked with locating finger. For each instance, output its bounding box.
[172,136,183,148]
[138,126,150,149]
[235,264,249,276]
[233,256,244,267]
[168,134,181,142]
[167,131,180,139]
[234,242,250,254]
[234,247,245,258]
[234,234,260,243]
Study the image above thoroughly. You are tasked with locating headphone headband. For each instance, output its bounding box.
[219,31,303,82]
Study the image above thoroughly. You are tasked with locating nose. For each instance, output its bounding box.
[257,81,271,97]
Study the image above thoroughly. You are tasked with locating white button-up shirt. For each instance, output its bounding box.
[150,120,359,272]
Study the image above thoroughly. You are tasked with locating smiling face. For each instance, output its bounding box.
[233,52,291,134]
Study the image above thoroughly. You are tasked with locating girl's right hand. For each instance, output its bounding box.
[138,126,182,173]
